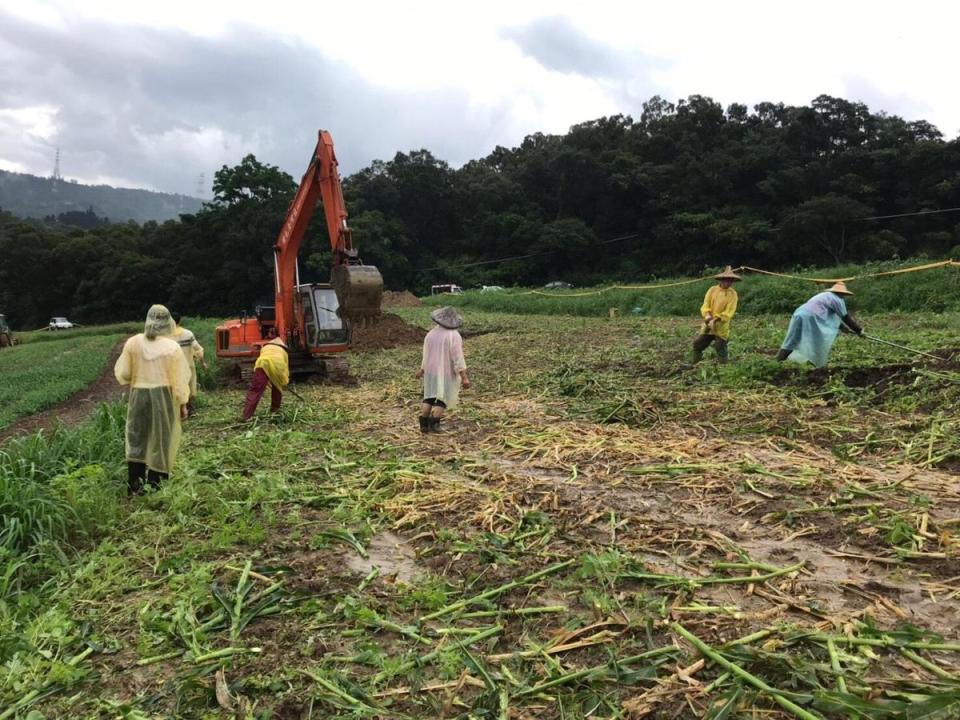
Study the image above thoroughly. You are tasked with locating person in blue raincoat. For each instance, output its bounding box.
[776,281,863,367]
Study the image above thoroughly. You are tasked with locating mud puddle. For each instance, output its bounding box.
[345,531,423,583]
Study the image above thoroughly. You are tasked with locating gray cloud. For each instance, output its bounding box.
[841,76,943,132]
[501,15,648,80]
[0,13,528,195]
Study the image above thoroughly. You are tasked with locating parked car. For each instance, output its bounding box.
[49,316,75,330]
[543,281,573,290]
[431,284,463,295]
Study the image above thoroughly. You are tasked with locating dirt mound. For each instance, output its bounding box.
[351,313,426,352]
[381,291,422,308]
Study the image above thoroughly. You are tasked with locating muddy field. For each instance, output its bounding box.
[8,310,960,719]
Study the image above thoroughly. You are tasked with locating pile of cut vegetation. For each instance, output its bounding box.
[351,313,426,352]
[381,290,423,307]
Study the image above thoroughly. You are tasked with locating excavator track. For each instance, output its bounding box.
[319,357,357,386]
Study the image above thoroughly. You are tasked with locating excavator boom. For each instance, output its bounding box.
[275,130,383,343]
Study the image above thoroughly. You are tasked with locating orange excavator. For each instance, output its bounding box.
[215,130,383,378]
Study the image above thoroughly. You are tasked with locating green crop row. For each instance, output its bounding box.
[422,261,960,317]
[0,334,124,430]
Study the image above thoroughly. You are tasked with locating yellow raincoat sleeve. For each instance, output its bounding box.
[254,343,290,390]
[699,287,717,320]
[114,337,136,385]
[192,338,204,360]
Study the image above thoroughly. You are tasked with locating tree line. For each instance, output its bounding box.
[2,94,959,328]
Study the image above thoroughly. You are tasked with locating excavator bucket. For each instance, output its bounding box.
[332,264,384,324]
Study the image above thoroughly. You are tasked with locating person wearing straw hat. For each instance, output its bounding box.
[415,306,470,433]
[692,266,741,363]
[776,281,863,367]
[241,332,290,421]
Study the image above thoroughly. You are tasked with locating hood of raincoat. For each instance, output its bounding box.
[144,304,175,340]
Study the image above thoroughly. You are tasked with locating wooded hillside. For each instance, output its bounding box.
[2,94,959,328]
[0,169,202,223]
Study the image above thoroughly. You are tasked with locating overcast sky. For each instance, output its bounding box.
[1,0,956,196]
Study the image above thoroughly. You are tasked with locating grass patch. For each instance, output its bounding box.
[0,333,123,430]
[422,261,960,316]
[1,307,959,718]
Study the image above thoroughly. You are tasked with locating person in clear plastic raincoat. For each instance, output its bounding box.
[776,281,863,367]
[415,307,470,433]
[114,304,191,494]
[692,266,741,363]
[171,311,207,416]
[241,334,290,421]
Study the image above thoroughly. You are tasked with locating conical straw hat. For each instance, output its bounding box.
[430,306,463,329]
[714,266,742,281]
[827,281,853,295]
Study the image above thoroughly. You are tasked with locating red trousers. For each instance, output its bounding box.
[242,368,282,420]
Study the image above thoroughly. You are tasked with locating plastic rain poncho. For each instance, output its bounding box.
[699,285,739,339]
[780,291,848,368]
[115,307,191,474]
[173,325,205,397]
[421,326,467,409]
[254,339,290,391]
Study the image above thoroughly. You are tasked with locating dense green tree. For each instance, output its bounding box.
[2,93,959,328]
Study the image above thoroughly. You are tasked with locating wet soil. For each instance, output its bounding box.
[344,531,424,583]
[381,290,423,308]
[351,313,426,352]
[0,341,125,444]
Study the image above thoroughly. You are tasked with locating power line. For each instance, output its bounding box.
[419,233,639,273]
[858,206,960,221]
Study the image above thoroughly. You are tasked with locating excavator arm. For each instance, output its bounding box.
[274,130,382,346]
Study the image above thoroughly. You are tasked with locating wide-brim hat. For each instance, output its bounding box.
[827,281,853,296]
[430,306,463,329]
[714,266,742,281]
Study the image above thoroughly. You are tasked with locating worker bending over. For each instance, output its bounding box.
[115,304,191,494]
[171,311,207,416]
[416,307,470,433]
[692,266,741,363]
[241,334,290,421]
[776,281,863,367]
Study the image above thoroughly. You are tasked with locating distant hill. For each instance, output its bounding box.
[0,169,203,223]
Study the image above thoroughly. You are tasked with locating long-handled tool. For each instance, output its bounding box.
[286,386,307,402]
[861,333,945,362]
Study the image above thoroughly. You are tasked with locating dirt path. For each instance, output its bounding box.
[0,341,125,444]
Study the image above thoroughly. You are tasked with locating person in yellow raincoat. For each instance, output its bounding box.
[241,334,290,421]
[114,304,191,494]
[692,266,741,363]
[171,311,207,416]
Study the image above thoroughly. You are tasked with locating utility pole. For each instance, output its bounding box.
[195,172,205,199]
[51,147,62,192]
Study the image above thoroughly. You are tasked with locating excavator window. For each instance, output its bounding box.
[301,286,348,348]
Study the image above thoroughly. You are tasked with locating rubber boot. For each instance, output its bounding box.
[419,415,430,433]
[428,416,442,432]
[775,348,791,362]
[692,349,703,364]
[715,340,729,364]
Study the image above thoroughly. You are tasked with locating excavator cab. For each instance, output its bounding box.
[301,284,349,349]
